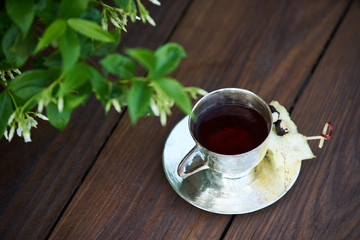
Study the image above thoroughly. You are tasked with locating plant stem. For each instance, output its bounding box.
[7,89,18,109]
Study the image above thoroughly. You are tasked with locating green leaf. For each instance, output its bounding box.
[46,102,72,130]
[32,56,47,69]
[125,48,156,74]
[58,28,80,72]
[10,28,37,58]
[9,68,59,106]
[80,7,102,22]
[61,0,89,18]
[127,80,153,124]
[87,66,111,105]
[44,51,62,68]
[58,62,89,95]
[78,36,94,60]
[2,25,30,67]
[34,18,67,54]
[63,82,91,110]
[0,91,13,138]
[114,0,131,9]
[152,77,192,114]
[0,10,12,36]
[153,43,186,77]
[9,69,58,92]
[35,0,58,24]
[67,18,115,43]
[100,54,135,79]
[93,29,121,57]
[5,0,35,34]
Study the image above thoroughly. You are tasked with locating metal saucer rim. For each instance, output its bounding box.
[162,116,302,215]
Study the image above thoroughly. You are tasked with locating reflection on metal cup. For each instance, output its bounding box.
[178,88,272,179]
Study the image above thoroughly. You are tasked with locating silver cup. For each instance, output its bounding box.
[177,88,273,179]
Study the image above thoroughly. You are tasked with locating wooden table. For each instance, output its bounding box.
[1,0,359,239]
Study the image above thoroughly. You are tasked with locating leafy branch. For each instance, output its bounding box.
[0,0,205,142]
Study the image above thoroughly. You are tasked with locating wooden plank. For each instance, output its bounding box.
[225,1,360,239]
[170,0,348,108]
[0,1,191,239]
[49,0,348,239]
[50,115,230,239]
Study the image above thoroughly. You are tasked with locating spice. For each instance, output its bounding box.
[274,120,290,136]
[269,105,280,123]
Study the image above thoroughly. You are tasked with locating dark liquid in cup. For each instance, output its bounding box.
[193,104,269,155]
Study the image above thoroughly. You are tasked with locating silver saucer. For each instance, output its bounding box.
[163,116,302,214]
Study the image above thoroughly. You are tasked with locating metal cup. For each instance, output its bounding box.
[177,88,273,179]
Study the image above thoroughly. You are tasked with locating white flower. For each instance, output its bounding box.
[11,116,34,143]
[37,100,44,113]
[4,129,8,140]
[150,98,159,116]
[101,18,108,31]
[112,99,121,113]
[5,126,15,142]
[23,131,31,142]
[145,15,156,26]
[36,113,49,121]
[8,113,15,125]
[115,8,124,14]
[13,68,21,75]
[121,13,128,26]
[17,126,23,137]
[8,126,15,142]
[26,117,38,129]
[6,70,14,79]
[0,71,6,82]
[197,89,208,96]
[58,97,64,112]
[101,10,108,30]
[105,100,112,113]
[160,112,167,126]
[149,0,161,6]
[110,17,121,28]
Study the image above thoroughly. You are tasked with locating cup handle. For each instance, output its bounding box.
[177,145,209,178]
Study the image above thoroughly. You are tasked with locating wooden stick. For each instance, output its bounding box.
[306,122,333,148]
[306,136,326,148]
[306,136,324,140]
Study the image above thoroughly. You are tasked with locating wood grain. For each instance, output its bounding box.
[49,0,348,239]
[0,1,191,239]
[170,0,348,108]
[225,1,360,239]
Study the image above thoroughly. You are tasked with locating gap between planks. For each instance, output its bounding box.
[288,0,354,115]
